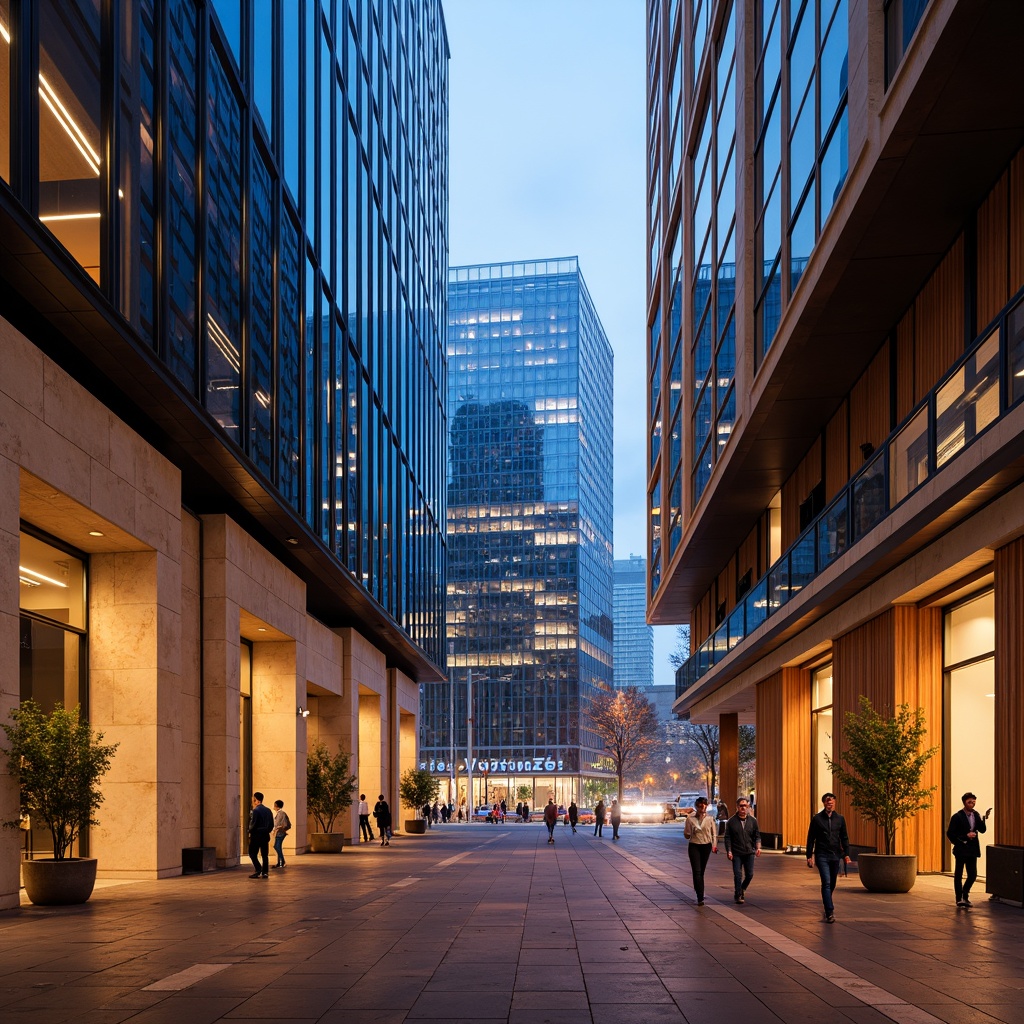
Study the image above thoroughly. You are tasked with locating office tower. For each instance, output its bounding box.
[421,258,615,811]
[0,0,448,905]
[646,0,1024,876]
[613,554,655,689]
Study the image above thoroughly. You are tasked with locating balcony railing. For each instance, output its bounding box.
[676,287,1024,699]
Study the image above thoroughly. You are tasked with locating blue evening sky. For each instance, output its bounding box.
[443,1,678,686]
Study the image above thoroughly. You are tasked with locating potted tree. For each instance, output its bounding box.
[826,696,937,893]
[1,701,118,905]
[306,742,357,852]
[399,768,439,834]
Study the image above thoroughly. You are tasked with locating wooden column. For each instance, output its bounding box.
[833,606,943,868]
[719,713,739,807]
[756,667,810,846]
[995,537,1024,846]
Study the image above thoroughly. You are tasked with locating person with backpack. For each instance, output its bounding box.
[271,800,291,868]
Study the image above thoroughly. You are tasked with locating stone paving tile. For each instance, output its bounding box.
[3,827,1024,1024]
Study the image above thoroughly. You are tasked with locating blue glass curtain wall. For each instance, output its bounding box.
[4,0,448,667]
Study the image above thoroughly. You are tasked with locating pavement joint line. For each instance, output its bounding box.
[143,963,232,991]
[432,833,506,869]
[388,876,421,887]
[602,840,945,1024]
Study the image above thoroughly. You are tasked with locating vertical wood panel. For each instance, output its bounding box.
[756,674,783,835]
[893,605,943,870]
[977,171,1009,329]
[720,713,739,806]
[896,308,916,423]
[1009,150,1024,300]
[738,522,761,590]
[995,537,1024,846]
[914,235,964,402]
[825,402,848,503]
[848,340,891,470]
[781,666,812,845]
[833,611,895,849]
[781,437,822,550]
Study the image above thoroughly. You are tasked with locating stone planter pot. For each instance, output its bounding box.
[857,853,917,893]
[308,832,345,853]
[404,819,426,834]
[22,857,98,906]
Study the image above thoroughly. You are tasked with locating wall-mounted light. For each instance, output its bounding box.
[286,537,299,546]
[297,706,310,718]
[859,442,875,460]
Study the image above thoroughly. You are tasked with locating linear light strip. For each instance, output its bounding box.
[39,72,101,174]
[18,565,69,588]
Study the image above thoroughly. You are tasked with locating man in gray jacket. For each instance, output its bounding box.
[723,796,761,903]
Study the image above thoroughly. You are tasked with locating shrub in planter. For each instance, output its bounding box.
[826,696,937,892]
[1,701,118,904]
[399,768,440,833]
[306,742,356,852]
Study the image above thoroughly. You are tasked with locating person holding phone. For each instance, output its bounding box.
[946,792,989,908]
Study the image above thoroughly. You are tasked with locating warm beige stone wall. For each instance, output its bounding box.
[0,456,21,910]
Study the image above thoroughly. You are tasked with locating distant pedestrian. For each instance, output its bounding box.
[522,802,530,821]
[683,796,717,906]
[806,792,851,923]
[544,798,559,844]
[247,792,274,878]
[947,792,989,909]
[271,800,290,868]
[594,799,606,837]
[423,801,433,828]
[716,800,729,838]
[724,796,761,903]
[516,801,524,822]
[373,794,391,846]
[500,798,507,819]
[432,800,440,824]
[568,801,579,833]
[610,799,622,840]
[357,793,374,842]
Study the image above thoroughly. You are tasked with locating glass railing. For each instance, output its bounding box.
[676,287,1024,698]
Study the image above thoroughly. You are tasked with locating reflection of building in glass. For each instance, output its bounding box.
[421,258,615,810]
[648,0,1024,874]
[613,555,654,689]
[0,0,447,901]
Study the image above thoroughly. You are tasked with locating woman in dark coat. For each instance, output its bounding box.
[373,794,391,847]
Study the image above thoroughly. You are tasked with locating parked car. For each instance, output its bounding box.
[676,792,706,816]
[619,803,669,824]
[662,803,678,822]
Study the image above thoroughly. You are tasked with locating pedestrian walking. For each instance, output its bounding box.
[357,793,374,842]
[947,791,989,909]
[544,798,559,843]
[247,792,274,878]
[683,796,717,906]
[594,799,606,837]
[271,799,290,868]
[805,792,851,922]
[373,794,391,846]
[516,801,524,822]
[610,798,622,840]
[723,796,760,903]
[716,800,729,838]
[568,800,579,833]
[423,801,433,828]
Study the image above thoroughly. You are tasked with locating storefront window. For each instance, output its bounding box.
[811,663,833,809]
[944,590,994,874]
[19,530,87,855]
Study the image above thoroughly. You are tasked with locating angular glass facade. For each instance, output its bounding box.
[421,258,615,808]
[0,0,448,667]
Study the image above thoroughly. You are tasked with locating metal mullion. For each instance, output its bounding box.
[11,0,39,212]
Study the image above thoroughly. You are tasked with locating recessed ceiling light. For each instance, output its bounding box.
[257,627,267,632]
[89,530,104,537]
[286,537,299,545]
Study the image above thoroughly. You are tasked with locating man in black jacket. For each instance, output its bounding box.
[946,791,988,908]
[806,792,851,922]
[247,792,275,878]
[723,797,761,903]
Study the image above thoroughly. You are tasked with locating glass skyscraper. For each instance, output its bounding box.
[0,0,447,899]
[613,555,654,689]
[420,258,615,811]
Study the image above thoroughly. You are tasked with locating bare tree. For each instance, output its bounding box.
[587,687,661,801]
[667,625,691,670]
[681,722,719,800]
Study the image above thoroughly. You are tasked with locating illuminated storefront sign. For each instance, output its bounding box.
[420,756,565,774]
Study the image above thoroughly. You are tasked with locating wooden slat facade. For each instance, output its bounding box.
[756,667,811,845]
[832,608,943,869]
[914,234,964,400]
[848,340,890,470]
[994,537,1024,846]
[825,403,848,504]
[977,170,1009,329]
[895,308,915,423]
[781,437,821,551]
[1011,150,1024,299]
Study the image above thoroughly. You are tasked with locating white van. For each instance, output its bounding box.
[676,792,705,814]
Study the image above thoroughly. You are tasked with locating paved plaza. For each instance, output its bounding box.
[2,822,1021,1024]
